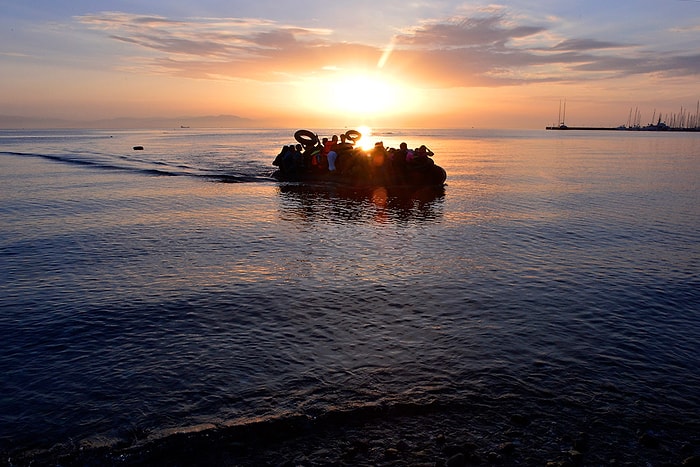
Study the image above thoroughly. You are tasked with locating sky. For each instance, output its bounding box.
[1,0,699,129]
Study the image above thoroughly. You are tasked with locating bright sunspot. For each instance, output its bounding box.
[328,73,400,115]
[355,125,374,150]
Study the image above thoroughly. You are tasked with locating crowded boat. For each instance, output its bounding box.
[272,129,447,187]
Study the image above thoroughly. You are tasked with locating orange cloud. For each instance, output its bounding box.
[77,9,700,91]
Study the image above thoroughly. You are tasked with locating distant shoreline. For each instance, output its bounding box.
[0,114,258,130]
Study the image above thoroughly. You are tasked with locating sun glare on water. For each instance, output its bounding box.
[354,125,374,150]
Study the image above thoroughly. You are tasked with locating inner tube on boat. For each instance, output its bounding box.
[433,165,448,185]
[294,129,319,148]
[344,129,362,142]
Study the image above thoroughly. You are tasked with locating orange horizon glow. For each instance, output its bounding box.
[2,44,698,131]
[2,6,699,130]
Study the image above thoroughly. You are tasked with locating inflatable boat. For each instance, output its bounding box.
[272,129,447,188]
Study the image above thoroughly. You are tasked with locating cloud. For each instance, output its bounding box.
[394,14,546,48]
[670,23,700,33]
[549,38,626,52]
[76,9,699,88]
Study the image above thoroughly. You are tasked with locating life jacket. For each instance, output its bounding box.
[322,140,334,156]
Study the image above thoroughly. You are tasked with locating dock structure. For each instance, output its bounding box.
[545,125,699,132]
[545,101,700,132]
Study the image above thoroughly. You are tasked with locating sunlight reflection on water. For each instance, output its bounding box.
[1,129,698,455]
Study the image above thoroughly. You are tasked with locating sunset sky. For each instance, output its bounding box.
[2,1,699,129]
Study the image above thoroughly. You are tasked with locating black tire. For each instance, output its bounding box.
[294,129,319,147]
[433,166,447,185]
[344,129,362,142]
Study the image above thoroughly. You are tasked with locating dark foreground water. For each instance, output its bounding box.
[1,128,699,465]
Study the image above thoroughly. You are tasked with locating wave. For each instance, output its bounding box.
[213,173,276,183]
[1,150,274,184]
[2,399,490,465]
[8,392,697,467]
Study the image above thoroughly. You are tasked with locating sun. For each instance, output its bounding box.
[327,73,401,115]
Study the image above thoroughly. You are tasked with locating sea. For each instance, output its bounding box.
[1,127,699,464]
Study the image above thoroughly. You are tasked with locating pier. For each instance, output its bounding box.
[546,100,700,132]
[545,125,699,132]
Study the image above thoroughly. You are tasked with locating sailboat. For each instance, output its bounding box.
[546,100,568,129]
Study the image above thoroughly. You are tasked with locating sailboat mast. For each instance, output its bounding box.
[557,100,562,127]
[562,99,566,126]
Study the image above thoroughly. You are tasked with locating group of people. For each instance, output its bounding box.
[273,130,436,184]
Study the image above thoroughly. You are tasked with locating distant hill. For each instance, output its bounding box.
[0,114,256,129]
[0,116,75,129]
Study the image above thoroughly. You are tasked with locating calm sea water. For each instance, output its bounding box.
[1,128,698,458]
